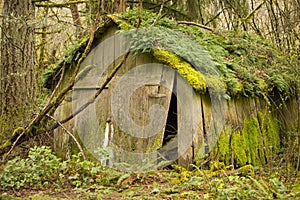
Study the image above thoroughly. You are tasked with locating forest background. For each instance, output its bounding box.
[0,0,299,199]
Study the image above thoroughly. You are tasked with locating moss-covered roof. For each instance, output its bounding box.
[44,9,299,98]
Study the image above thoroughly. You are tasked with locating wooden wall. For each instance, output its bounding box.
[53,26,299,170]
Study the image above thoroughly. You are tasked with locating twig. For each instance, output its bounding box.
[150,0,164,27]
[204,8,227,26]
[241,1,266,23]
[47,64,66,107]
[177,21,215,32]
[46,114,86,160]
[35,0,87,8]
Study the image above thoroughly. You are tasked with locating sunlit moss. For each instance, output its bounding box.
[215,127,231,165]
[107,14,132,30]
[242,117,263,166]
[258,112,281,162]
[12,127,24,138]
[237,164,254,176]
[1,140,12,151]
[231,131,247,167]
[210,161,225,171]
[210,112,281,167]
[152,48,206,92]
[172,164,192,182]
[146,130,163,153]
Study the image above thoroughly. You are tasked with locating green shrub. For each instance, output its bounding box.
[0,146,105,190]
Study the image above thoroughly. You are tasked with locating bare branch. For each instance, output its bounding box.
[46,114,86,160]
[177,21,215,32]
[35,0,88,8]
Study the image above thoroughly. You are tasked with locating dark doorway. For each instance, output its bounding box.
[160,74,178,161]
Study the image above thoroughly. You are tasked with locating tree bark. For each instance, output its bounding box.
[0,0,36,142]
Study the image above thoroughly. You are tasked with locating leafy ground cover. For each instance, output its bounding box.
[0,146,299,199]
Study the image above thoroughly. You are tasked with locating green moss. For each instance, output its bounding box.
[237,164,254,176]
[108,14,132,30]
[172,164,192,182]
[258,112,281,162]
[194,143,207,166]
[242,117,264,166]
[150,131,163,151]
[152,48,206,92]
[43,36,89,88]
[12,127,25,138]
[266,116,280,151]
[210,112,282,168]
[1,140,12,150]
[205,75,227,93]
[210,161,225,171]
[213,126,231,165]
[232,131,247,167]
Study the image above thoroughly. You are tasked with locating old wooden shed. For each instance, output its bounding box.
[46,10,299,171]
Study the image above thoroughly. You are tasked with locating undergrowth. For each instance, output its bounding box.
[0,146,299,199]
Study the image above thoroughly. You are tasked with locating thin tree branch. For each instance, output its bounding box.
[177,21,215,32]
[35,1,88,8]
[150,0,164,27]
[241,1,266,23]
[46,114,86,160]
[47,64,66,106]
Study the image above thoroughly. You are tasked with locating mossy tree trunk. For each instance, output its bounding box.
[0,0,36,143]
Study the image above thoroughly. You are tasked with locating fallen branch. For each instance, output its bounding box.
[46,114,86,160]
[177,21,215,32]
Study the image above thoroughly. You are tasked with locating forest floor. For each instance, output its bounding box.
[1,169,300,200]
[0,146,299,199]
[0,169,299,200]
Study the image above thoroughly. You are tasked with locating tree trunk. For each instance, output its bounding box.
[0,0,36,142]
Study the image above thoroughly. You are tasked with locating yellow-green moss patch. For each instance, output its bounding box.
[210,111,281,167]
[107,14,132,30]
[231,131,247,167]
[152,48,206,92]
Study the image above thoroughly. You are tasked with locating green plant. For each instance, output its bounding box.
[0,146,61,189]
[0,146,109,191]
[111,9,298,98]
